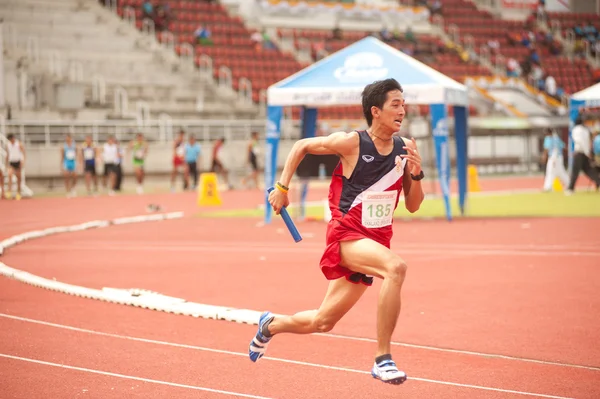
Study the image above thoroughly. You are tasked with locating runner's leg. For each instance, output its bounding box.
[267,277,368,335]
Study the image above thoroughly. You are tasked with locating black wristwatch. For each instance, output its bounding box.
[410,171,425,181]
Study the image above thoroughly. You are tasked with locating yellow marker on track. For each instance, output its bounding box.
[197,173,222,206]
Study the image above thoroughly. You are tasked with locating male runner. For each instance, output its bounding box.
[171,130,186,192]
[248,79,424,385]
[61,134,78,197]
[241,131,260,189]
[80,135,99,195]
[129,133,148,194]
[5,133,26,200]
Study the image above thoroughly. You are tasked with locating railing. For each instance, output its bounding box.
[179,43,195,72]
[92,74,107,105]
[197,54,213,82]
[463,35,475,52]
[3,22,18,49]
[69,60,84,82]
[218,66,232,89]
[26,35,40,65]
[158,113,173,142]
[238,77,253,103]
[447,24,460,45]
[113,86,129,116]
[258,90,267,116]
[122,6,136,28]
[1,119,299,146]
[48,51,63,78]
[141,18,155,38]
[136,101,151,127]
[295,38,312,61]
[103,0,118,14]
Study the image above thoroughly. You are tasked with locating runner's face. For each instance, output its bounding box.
[379,90,405,133]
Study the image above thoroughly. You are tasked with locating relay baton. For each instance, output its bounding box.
[267,186,302,243]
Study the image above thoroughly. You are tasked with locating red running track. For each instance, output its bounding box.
[1,279,599,399]
[1,178,599,399]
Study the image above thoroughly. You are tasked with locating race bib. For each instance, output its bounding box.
[83,148,94,160]
[65,149,76,160]
[135,149,145,159]
[362,191,397,228]
[176,146,185,157]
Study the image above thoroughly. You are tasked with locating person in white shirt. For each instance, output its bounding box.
[541,128,569,191]
[545,75,556,98]
[567,116,600,194]
[102,135,119,196]
[5,133,26,200]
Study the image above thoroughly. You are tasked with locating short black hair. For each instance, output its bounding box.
[7,133,14,140]
[361,78,403,127]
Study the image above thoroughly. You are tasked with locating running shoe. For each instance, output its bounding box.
[248,311,274,362]
[371,358,407,385]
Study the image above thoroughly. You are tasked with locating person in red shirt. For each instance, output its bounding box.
[211,137,233,189]
[170,130,185,192]
[248,79,425,385]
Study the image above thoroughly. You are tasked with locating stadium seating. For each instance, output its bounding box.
[117,0,306,104]
[435,0,597,95]
[0,0,259,127]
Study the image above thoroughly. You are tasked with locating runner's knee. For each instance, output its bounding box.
[313,312,337,333]
[385,257,407,284]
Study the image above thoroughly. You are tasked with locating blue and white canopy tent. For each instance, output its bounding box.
[568,82,600,171]
[264,36,470,223]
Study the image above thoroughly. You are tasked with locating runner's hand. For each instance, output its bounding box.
[402,137,422,175]
[269,186,289,215]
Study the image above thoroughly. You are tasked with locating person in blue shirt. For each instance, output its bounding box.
[61,134,78,197]
[542,128,569,191]
[593,129,600,173]
[184,135,201,190]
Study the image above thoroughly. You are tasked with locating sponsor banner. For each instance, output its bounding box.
[430,103,452,221]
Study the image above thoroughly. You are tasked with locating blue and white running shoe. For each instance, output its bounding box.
[371,359,407,385]
[248,311,274,362]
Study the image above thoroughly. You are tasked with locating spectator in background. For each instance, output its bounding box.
[260,30,276,51]
[153,6,169,31]
[429,0,441,16]
[331,26,342,40]
[593,129,600,173]
[380,28,393,43]
[241,131,260,190]
[541,128,569,192]
[530,64,544,89]
[250,30,263,50]
[529,48,540,64]
[61,134,78,198]
[566,116,600,194]
[405,26,417,45]
[487,39,500,54]
[194,24,213,46]
[102,135,119,196]
[141,0,153,19]
[506,58,521,77]
[593,68,600,84]
[545,74,556,98]
[211,138,233,190]
[171,130,186,192]
[573,38,585,58]
[184,135,201,191]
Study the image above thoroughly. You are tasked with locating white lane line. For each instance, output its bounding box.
[0,353,274,399]
[318,332,600,372]
[0,314,577,399]
[16,243,600,257]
